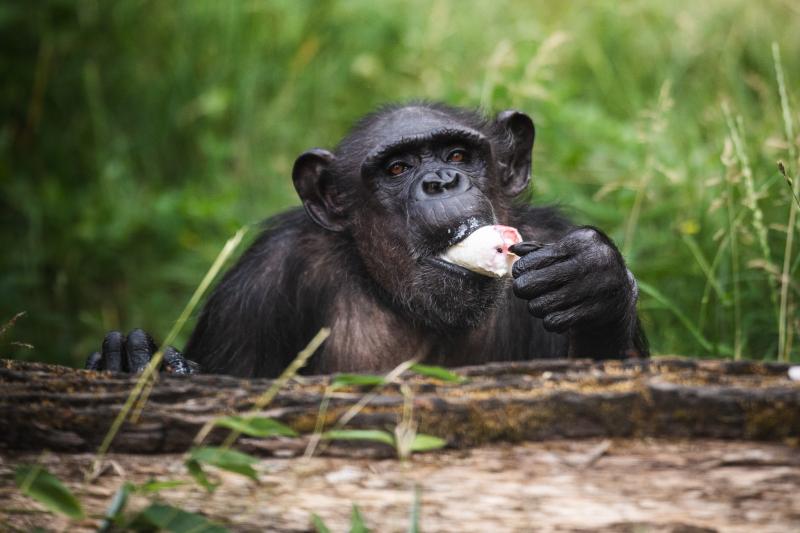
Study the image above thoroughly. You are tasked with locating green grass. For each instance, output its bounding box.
[1,0,799,365]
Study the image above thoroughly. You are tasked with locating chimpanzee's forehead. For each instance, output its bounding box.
[371,106,477,141]
[334,105,489,168]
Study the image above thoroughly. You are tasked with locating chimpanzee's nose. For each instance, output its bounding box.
[416,169,470,200]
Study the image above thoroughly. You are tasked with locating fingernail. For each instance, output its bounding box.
[510,241,545,255]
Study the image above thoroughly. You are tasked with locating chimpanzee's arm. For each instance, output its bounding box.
[182,210,334,377]
[510,207,648,359]
[87,210,327,377]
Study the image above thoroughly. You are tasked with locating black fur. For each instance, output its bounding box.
[92,103,648,377]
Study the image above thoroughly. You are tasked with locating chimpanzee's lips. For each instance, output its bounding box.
[419,216,497,279]
[442,216,489,248]
[422,256,488,281]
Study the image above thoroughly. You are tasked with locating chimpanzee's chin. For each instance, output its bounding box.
[398,261,504,330]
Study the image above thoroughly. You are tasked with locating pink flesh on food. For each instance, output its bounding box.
[497,225,523,252]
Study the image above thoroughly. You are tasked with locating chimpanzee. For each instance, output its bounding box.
[86,102,648,377]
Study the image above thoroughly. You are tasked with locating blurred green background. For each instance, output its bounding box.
[2,0,799,366]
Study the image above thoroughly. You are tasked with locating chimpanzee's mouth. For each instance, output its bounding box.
[422,256,488,281]
[419,216,497,279]
[442,216,488,248]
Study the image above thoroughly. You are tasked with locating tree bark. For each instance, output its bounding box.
[1,357,798,454]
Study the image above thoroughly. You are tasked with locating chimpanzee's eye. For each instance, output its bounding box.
[446,149,467,163]
[386,161,410,176]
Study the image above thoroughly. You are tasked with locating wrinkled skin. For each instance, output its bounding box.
[511,227,640,357]
[87,102,647,377]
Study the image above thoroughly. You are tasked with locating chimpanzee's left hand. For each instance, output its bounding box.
[510,226,638,352]
[85,329,200,375]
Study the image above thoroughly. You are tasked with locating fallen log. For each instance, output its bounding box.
[1,357,798,454]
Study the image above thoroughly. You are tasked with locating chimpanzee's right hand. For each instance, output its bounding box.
[85,329,200,375]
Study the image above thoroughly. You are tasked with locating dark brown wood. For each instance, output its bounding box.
[1,358,798,454]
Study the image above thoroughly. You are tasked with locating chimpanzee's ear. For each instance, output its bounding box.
[495,110,535,197]
[292,148,347,232]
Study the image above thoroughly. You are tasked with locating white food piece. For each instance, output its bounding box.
[789,366,800,381]
[440,225,522,277]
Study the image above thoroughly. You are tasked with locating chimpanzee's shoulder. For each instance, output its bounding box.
[239,207,351,274]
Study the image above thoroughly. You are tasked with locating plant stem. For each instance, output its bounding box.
[90,227,247,479]
[773,42,799,362]
[726,167,743,360]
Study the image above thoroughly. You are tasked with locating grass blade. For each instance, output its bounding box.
[311,513,332,533]
[409,363,464,383]
[773,42,799,362]
[410,434,447,452]
[322,429,395,447]
[189,447,259,481]
[130,503,229,532]
[408,486,421,533]
[330,373,387,389]
[98,482,132,532]
[349,504,370,533]
[214,416,297,437]
[638,280,719,354]
[92,227,248,475]
[213,327,331,449]
[185,459,219,493]
[136,479,187,493]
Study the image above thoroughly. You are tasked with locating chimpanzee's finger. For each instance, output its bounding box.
[512,259,582,299]
[509,241,546,256]
[525,278,593,318]
[511,244,570,277]
[163,346,194,375]
[85,351,102,370]
[101,331,125,372]
[125,329,156,373]
[542,300,607,333]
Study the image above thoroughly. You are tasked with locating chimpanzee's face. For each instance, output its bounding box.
[292,104,535,330]
[349,107,508,328]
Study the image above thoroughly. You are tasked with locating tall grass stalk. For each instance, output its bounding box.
[720,137,743,360]
[696,236,727,338]
[89,227,248,477]
[623,81,672,256]
[303,357,420,459]
[773,42,799,362]
[637,281,716,353]
[722,103,779,327]
[681,234,727,307]
[217,327,330,448]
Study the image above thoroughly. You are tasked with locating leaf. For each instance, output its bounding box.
[349,504,370,533]
[14,465,84,519]
[410,434,447,452]
[331,373,386,389]
[409,363,464,382]
[137,479,188,493]
[129,503,228,532]
[214,415,298,437]
[189,447,259,481]
[185,459,220,493]
[321,429,395,447]
[311,513,332,533]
